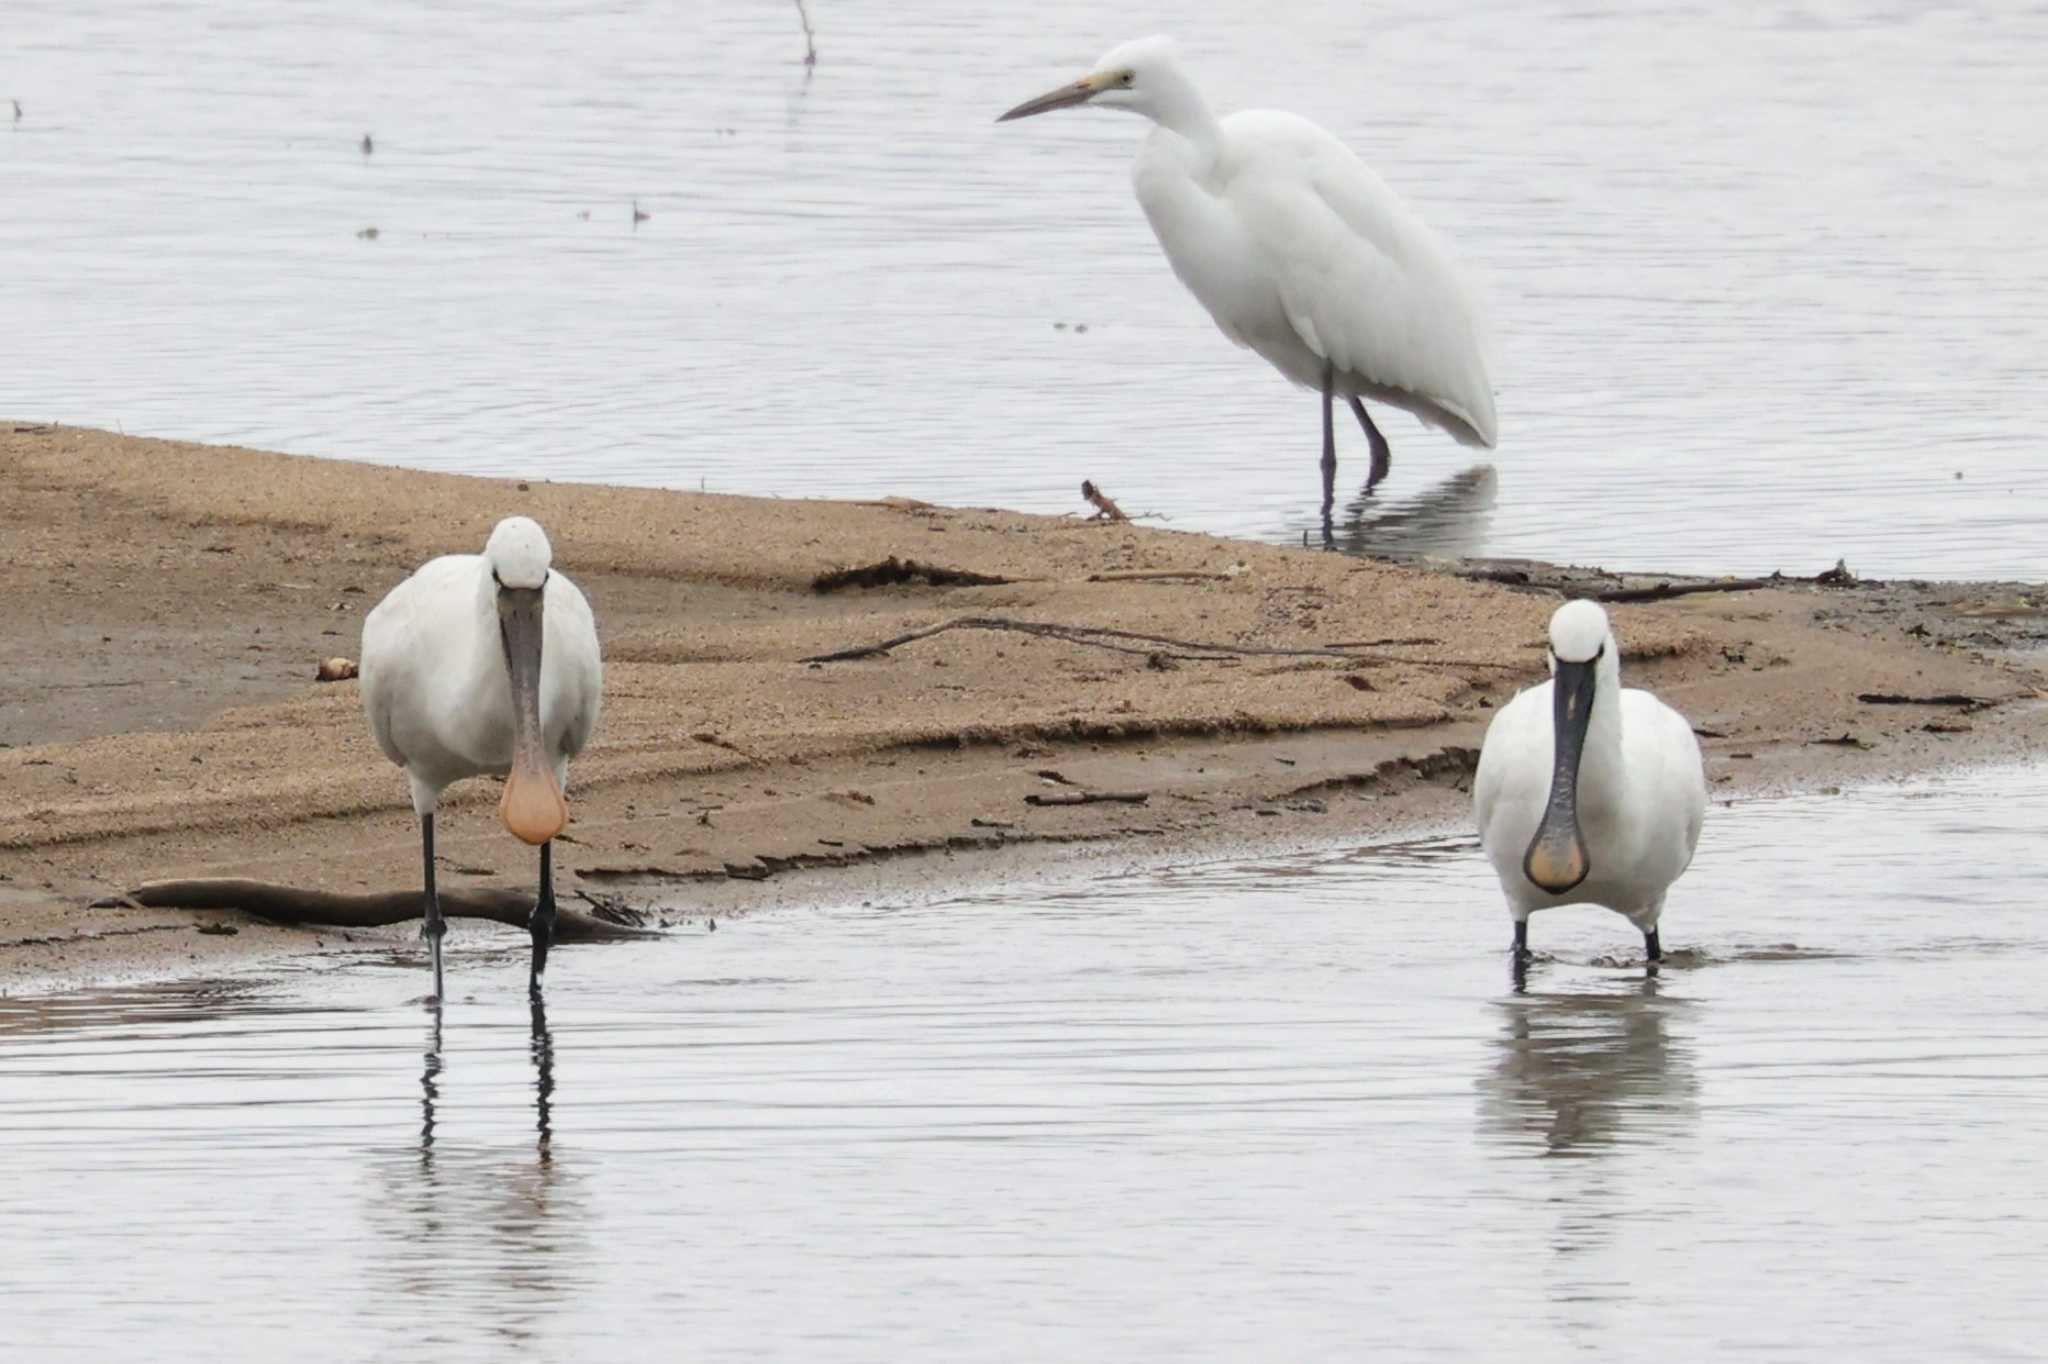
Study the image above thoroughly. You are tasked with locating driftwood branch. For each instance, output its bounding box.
[800,615,1525,669]
[1081,480,1129,522]
[1597,578,1772,604]
[91,879,664,939]
[1461,567,1772,602]
[1458,560,1872,604]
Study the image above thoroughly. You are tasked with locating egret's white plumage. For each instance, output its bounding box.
[361,516,602,998]
[1474,601,1706,965]
[999,36,1496,533]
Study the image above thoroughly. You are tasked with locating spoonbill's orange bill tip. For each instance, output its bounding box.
[500,765,568,846]
[1524,838,1588,895]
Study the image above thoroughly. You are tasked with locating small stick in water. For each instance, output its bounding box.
[793,0,818,66]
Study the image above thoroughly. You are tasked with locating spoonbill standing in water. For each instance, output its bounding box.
[1474,601,1706,972]
[361,516,602,1001]
[997,35,1497,541]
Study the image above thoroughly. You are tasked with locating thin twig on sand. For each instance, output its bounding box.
[1025,790,1150,806]
[800,615,1525,669]
[1087,569,1235,583]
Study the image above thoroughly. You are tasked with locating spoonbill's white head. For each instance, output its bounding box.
[486,516,553,590]
[1547,599,1612,667]
[486,516,568,846]
[1525,599,1615,896]
[996,35,1193,126]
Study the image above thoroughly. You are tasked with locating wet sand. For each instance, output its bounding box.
[4,423,2044,992]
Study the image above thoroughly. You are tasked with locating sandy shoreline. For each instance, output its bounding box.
[4,423,2045,995]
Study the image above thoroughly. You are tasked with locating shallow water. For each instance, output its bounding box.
[4,765,2046,1360]
[6,2,2045,576]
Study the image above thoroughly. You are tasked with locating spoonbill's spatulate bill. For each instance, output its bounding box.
[360,516,603,1001]
[998,35,1497,542]
[1473,601,1706,975]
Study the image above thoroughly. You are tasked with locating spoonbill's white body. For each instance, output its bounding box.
[361,516,602,999]
[1473,601,1706,968]
[998,35,1496,540]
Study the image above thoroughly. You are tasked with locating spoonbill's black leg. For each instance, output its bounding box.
[1644,927,1663,963]
[1320,360,1338,546]
[419,812,446,1004]
[528,840,559,995]
[1348,396,1392,494]
[1511,920,1531,992]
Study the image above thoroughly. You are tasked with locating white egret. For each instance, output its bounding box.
[1473,601,1706,971]
[361,516,603,1000]
[998,35,1497,540]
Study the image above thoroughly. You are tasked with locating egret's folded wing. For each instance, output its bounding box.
[1227,117,1497,447]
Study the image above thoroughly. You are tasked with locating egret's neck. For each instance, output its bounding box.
[1142,66,1221,172]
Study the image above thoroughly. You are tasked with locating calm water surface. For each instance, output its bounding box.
[3,766,2045,1361]
[5,2,2045,576]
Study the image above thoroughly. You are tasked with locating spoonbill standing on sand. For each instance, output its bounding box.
[1474,601,1706,971]
[361,516,602,1001]
[997,35,1497,541]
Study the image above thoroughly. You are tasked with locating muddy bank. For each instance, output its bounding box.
[3,424,2043,992]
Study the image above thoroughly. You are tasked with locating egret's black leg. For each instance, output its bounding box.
[1513,919,1531,961]
[1320,360,1337,546]
[1348,397,1392,494]
[1644,927,1662,963]
[419,812,446,1004]
[528,840,558,995]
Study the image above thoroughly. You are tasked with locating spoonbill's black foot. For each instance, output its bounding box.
[527,902,557,993]
[1510,922,1534,990]
[529,840,559,994]
[418,812,447,1003]
[421,916,447,1003]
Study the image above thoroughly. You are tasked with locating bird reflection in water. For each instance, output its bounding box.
[1475,977,1701,1335]
[1478,975,1698,1158]
[1308,463,1499,562]
[371,995,582,1345]
[416,996,556,1162]
[419,1011,443,1165]
[531,993,555,1165]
